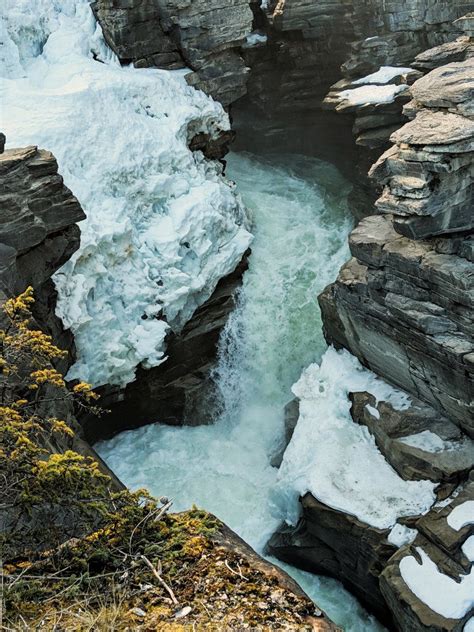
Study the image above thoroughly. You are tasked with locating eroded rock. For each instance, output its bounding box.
[350,391,474,483]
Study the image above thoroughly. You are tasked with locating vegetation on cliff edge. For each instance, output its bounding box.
[0,289,324,631]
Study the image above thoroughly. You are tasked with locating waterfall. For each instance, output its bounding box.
[98,150,385,631]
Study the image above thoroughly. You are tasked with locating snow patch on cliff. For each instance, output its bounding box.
[276,347,436,529]
[448,501,474,531]
[338,84,409,106]
[353,66,414,85]
[1,0,252,387]
[399,547,474,620]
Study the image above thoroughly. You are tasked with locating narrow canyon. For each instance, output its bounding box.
[1,0,473,630]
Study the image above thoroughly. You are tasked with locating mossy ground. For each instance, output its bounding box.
[3,505,318,630]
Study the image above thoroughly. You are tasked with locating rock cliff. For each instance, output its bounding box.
[93,0,254,105]
[269,16,474,632]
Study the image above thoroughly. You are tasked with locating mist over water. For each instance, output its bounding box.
[98,151,384,631]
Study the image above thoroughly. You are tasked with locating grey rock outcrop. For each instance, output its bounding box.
[319,215,474,436]
[380,478,474,631]
[0,146,84,266]
[350,392,474,484]
[269,393,474,630]
[319,50,474,435]
[93,0,253,105]
[267,492,398,624]
[0,146,85,355]
[323,69,418,150]
[371,61,474,238]
[244,0,474,115]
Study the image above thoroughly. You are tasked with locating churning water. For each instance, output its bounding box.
[98,151,385,631]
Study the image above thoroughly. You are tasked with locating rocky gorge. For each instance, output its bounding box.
[1,0,473,630]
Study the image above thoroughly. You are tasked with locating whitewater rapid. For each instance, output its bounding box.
[98,151,385,631]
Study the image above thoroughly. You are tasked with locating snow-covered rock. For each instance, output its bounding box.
[1,0,252,388]
[275,347,436,530]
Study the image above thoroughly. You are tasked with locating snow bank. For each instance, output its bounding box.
[1,0,252,387]
[353,66,414,85]
[399,547,474,619]
[276,347,436,529]
[465,618,474,632]
[463,536,474,562]
[338,84,409,107]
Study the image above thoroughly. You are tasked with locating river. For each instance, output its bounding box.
[98,150,385,631]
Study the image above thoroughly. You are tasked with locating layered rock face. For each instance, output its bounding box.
[0,146,84,363]
[323,3,474,217]
[372,59,474,238]
[0,144,121,482]
[270,23,474,632]
[93,0,253,105]
[0,146,84,296]
[319,214,473,435]
[320,47,474,436]
[244,0,473,113]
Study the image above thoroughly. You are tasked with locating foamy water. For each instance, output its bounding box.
[98,151,385,631]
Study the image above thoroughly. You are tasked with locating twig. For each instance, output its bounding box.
[224,560,248,581]
[44,575,83,603]
[5,563,30,588]
[140,555,178,605]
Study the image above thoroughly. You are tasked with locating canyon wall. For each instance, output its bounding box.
[270,14,474,632]
[92,0,473,113]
